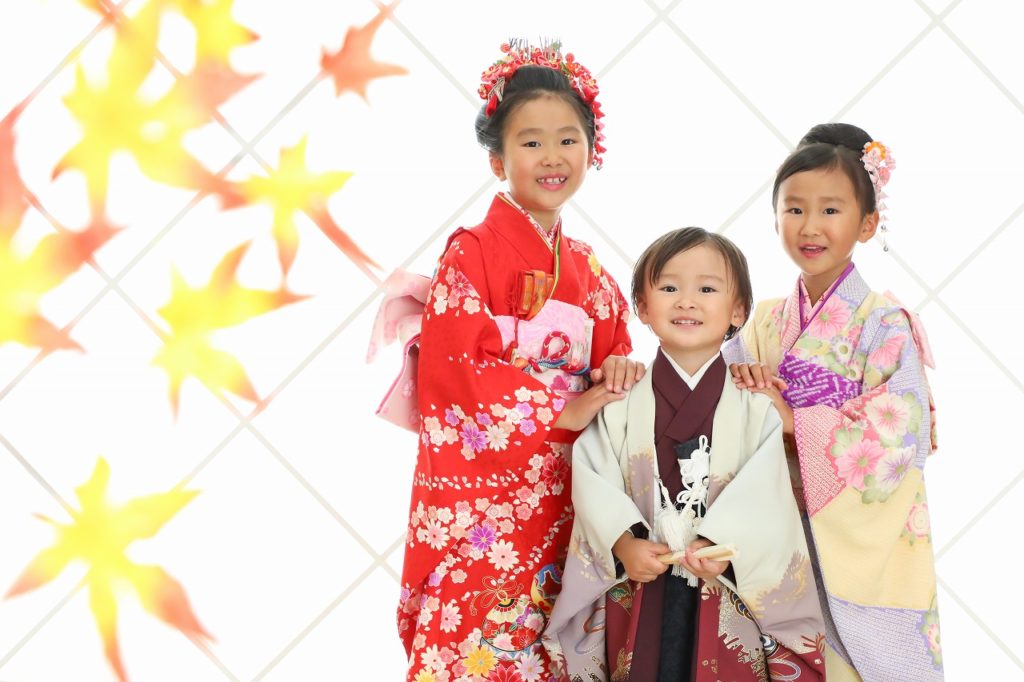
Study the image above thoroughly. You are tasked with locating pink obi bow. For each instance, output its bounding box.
[367,269,431,432]
[883,291,936,369]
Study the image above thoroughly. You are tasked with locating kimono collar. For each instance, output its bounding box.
[497,191,560,250]
[659,349,721,391]
[799,262,856,332]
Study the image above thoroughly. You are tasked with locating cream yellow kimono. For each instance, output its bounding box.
[544,363,825,681]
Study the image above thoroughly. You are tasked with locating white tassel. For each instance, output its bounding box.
[652,435,712,587]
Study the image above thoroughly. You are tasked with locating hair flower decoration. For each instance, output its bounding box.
[478,39,606,168]
[861,140,896,248]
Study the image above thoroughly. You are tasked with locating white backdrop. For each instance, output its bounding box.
[0,1,1022,680]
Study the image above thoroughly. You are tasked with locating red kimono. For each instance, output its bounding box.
[399,194,632,682]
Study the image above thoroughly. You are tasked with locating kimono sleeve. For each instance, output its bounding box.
[588,266,633,364]
[794,307,931,513]
[416,233,565,475]
[570,408,647,582]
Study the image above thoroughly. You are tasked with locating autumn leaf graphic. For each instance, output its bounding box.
[0,104,117,351]
[54,0,255,214]
[234,136,380,277]
[152,241,305,413]
[6,458,209,682]
[321,1,407,100]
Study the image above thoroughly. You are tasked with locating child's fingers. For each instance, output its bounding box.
[633,363,647,383]
[728,363,741,379]
[771,376,788,391]
[750,364,769,388]
[590,367,604,384]
[736,364,756,388]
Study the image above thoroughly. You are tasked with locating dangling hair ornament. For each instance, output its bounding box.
[478,38,606,169]
[861,140,896,251]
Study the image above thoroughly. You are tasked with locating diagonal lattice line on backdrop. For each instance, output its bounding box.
[373,1,477,106]
[0,584,83,672]
[832,0,963,122]
[938,577,1024,673]
[914,0,1024,118]
[0,432,73,516]
[649,0,793,152]
[936,469,1022,562]
[596,0,684,81]
[253,532,406,680]
[915,200,1024,310]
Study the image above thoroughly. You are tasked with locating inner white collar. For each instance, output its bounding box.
[661,349,720,390]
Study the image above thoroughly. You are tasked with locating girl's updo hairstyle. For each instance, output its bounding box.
[475,65,596,157]
[771,123,877,217]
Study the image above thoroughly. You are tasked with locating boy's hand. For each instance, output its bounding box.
[591,355,645,394]
[612,532,670,583]
[679,538,730,581]
[553,383,624,432]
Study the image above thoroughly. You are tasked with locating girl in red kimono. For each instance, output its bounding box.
[397,43,639,682]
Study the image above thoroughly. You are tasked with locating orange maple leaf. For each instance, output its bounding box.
[6,458,209,682]
[152,241,306,413]
[321,1,408,100]
[1,104,117,351]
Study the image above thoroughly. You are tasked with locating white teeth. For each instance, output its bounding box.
[672,320,700,325]
[538,177,566,185]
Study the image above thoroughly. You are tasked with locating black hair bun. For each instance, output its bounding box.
[798,122,872,154]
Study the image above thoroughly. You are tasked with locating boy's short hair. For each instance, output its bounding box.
[631,227,753,339]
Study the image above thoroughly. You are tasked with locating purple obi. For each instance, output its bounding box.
[777,352,861,409]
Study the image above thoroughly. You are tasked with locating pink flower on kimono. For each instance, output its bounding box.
[418,520,449,550]
[519,419,537,436]
[461,423,487,452]
[487,661,524,682]
[486,424,510,450]
[487,539,520,570]
[807,296,851,339]
[515,652,544,681]
[516,504,533,520]
[865,392,911,441]
[468,524,497,552]
[868,333,906,370]
[834,438,885,490]
[515,402,534,417]
[541,454,568,487]
[440,601,463,633]
[451,569,467,583]
[445,408,460,425]
[476,412,493,426]
[413,632,426,650]
[422,645,445,672]
[447,269,474,304]
[906,501,931,538]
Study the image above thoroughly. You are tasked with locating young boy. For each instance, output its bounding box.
[544,228,825,681]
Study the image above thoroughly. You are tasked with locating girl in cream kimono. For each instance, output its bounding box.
[545,228,825,681]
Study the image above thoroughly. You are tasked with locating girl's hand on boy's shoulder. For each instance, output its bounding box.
[680,538,729,581]
[552,382,624,432]
[591,355,645,394]
[612,532,670,584]
[729,363,794,434]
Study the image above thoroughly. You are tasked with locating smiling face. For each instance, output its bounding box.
[637,244,746,374]
[775,167,879,300]
[489,94,592,231]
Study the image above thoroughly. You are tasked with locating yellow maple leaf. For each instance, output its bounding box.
[152,241,305,413]
[6,458,209,682]
[321,1,408,100]
[237,136,379,277]
[169,0,259,65]
[55,0,254,213]
[1,104,117,351]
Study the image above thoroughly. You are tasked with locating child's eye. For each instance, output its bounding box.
[787,207,803,215]
[561,138,577,145]
[660,285,677,293]
[523,141,540,148]
[824,207,839,215]
[699,286,716,294]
